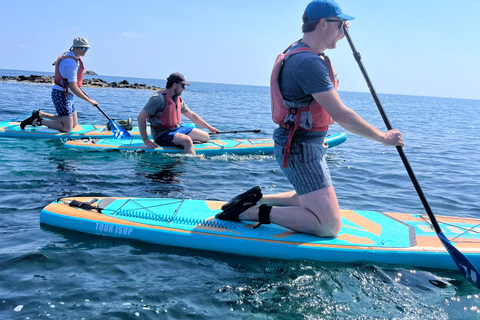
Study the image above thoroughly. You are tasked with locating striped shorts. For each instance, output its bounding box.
[51,89,76,117]
[273,141,332,195]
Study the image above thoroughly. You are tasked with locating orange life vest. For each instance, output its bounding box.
[151,92,182,130]
[53,53,85,91]
[270,44,337,168]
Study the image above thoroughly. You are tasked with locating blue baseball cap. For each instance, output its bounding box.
[304,0,355,21]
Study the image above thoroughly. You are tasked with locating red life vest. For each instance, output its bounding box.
[270,44,337,168]
[151,92,182,130]
[53,53,85,91]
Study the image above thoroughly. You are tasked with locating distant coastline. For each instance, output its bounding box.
[0,74,162,90]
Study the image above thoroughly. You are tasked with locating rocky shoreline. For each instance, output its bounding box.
[0,74,162,90]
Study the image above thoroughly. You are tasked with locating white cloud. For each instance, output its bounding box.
[122,31,142,39]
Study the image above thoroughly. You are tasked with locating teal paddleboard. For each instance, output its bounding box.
[41,196,480,271]
[63,133,347,156]
[0,121,144,139]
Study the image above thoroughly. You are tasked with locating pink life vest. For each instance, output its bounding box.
[270,44,337,168]
[53,53,85,91]
[151,92,182,130]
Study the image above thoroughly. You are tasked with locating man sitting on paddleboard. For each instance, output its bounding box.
[137,72,218,155]
[20,37,99,132]
[216,0,404,237]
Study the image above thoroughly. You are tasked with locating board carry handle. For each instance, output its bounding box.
[343,25,480,289]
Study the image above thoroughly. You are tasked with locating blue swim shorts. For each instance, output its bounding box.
[273,141,332,196]
[155,126,194,147]
[51,89,76,117]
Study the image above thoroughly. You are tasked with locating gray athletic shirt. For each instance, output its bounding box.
[274,41,334,144]
[142,91,191,140]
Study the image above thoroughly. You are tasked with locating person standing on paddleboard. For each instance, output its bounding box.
[20,37,98,132]
[216,0,404,237]
[137,72,219,155]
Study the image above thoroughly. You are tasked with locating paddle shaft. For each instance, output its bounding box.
[343,27,443,234]
[94,105,111,121]
[81,88,131,139]
[210,129,261,135]
[80,89,111,121]
[344,27,480,289]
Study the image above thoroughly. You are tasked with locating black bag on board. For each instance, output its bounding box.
[106,118,133,131]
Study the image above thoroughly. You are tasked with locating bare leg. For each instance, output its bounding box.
[188,128,210,143]
[38,111,59,121]
[41,113,76,133]
[39,111,78,128]
[239,186,341,238]
[172,133,196,155]
[258,190,302,207]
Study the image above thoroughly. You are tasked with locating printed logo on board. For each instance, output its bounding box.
[95,223,133,236]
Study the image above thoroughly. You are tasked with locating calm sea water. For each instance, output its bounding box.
[1,68,480,319]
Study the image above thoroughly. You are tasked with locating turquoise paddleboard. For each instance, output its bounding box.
[0,121,144,139]
[63,133,347,156]
[41,196,480,271]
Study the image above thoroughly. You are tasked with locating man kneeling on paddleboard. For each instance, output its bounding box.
[20,37,99,132]
[216,0,404,237]
[137,72,219,155]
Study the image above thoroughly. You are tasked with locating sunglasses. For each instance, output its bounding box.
[82,47,89,51]
[325,19,345,30]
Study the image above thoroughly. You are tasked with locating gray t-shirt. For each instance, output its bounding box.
[142,91,191,140]
[280,41,334,103]
[274,41,333,144]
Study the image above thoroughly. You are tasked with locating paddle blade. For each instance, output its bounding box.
[110,120,131,139]
[438,232,480,289]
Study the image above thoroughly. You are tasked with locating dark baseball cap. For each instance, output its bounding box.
[167,72,191,86]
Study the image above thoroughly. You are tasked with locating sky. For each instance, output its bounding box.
[1,0,480,100]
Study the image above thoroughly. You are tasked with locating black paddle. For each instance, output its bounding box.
[343,26,480,289]
[210,129,261,135]
[94,104,131,139]
[81,89,131,139]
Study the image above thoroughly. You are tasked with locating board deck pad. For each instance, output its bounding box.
[97,198,411,248]
[41,197,480,271]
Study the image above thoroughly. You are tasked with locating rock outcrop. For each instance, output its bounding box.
[1,74,162,90]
